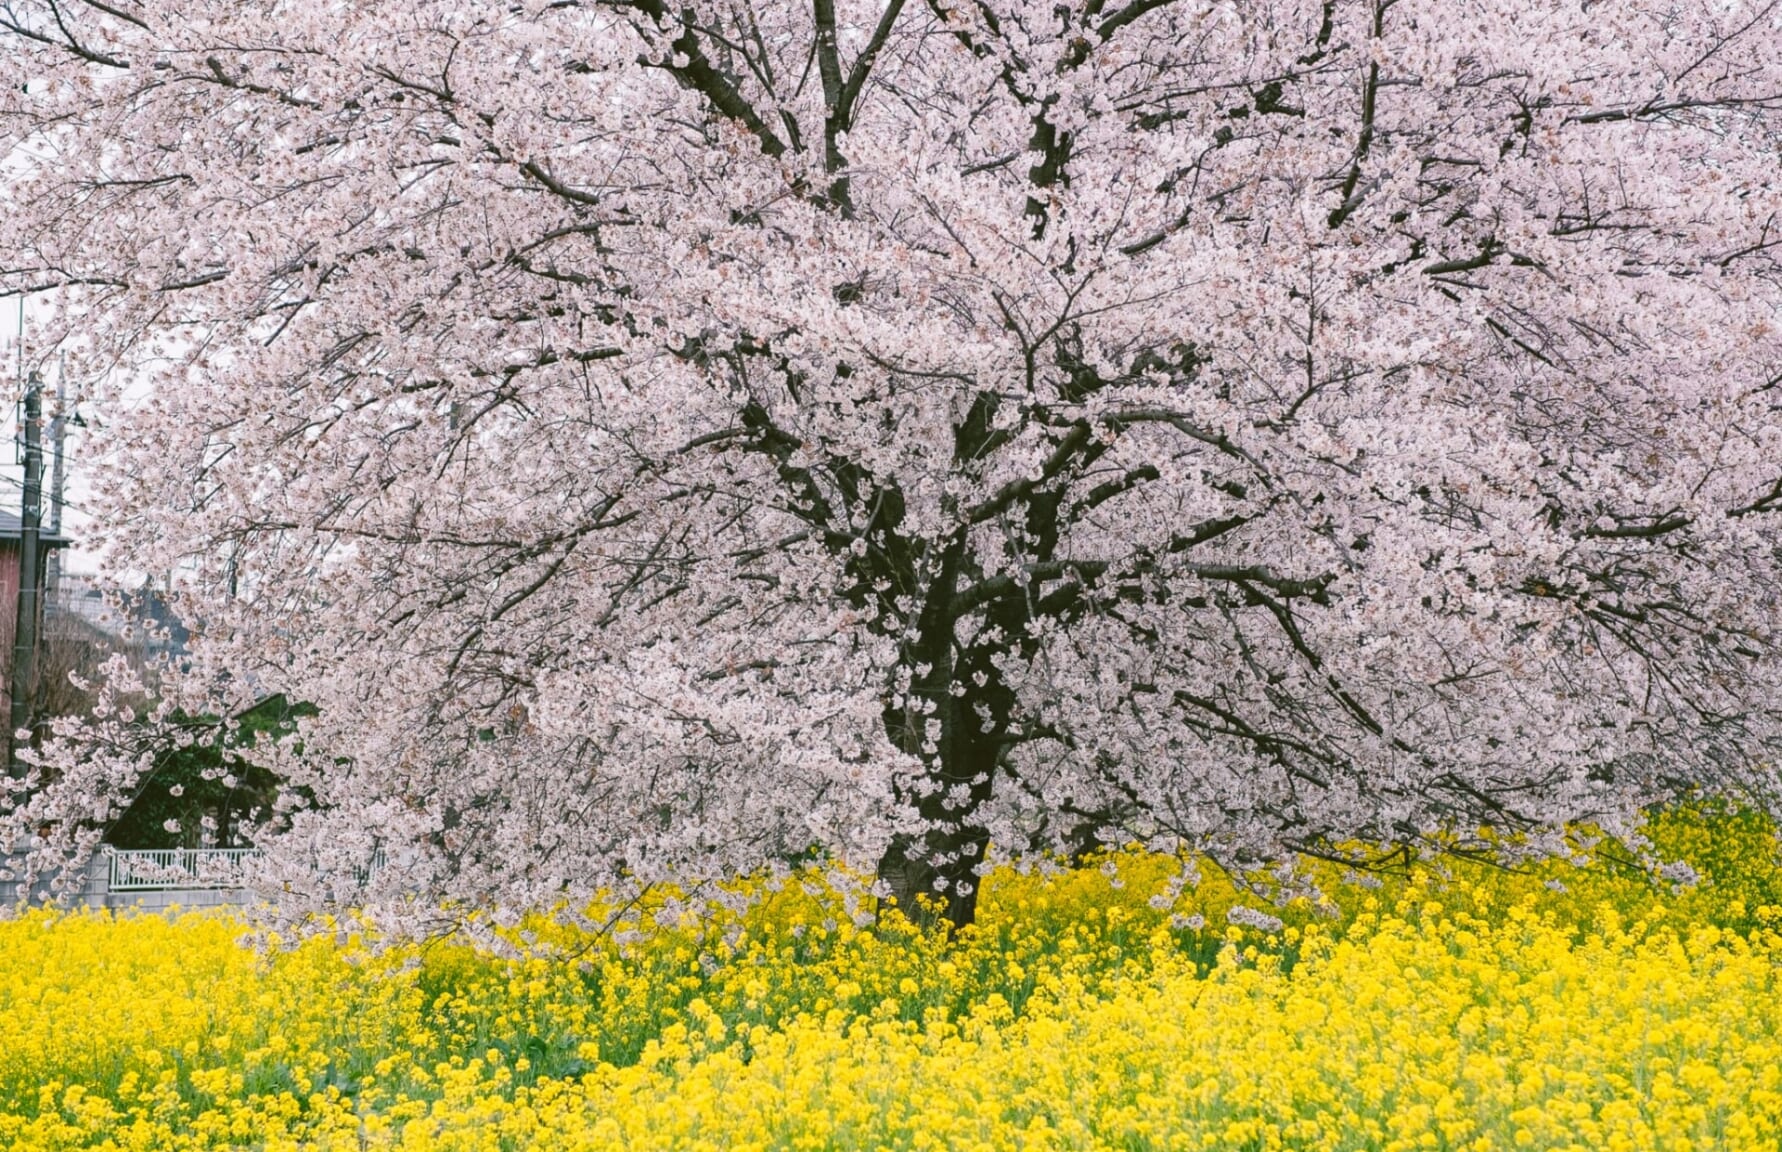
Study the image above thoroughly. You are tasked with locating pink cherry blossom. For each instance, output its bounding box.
[1,0,1778,929]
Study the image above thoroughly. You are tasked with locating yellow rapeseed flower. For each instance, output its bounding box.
[1,805,1780,1149]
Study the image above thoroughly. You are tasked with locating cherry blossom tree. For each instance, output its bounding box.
[2,0,1780,927]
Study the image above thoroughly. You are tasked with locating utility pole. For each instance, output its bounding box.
[45,367,66,599]
[9,371,43,777]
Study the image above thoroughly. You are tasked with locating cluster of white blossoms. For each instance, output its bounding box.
[1,0,1779,927]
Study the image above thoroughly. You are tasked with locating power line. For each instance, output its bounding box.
[0,470,90,518]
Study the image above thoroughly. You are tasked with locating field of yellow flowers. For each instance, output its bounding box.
[3,807,1782,1152]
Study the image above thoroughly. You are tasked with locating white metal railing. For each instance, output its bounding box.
[103,846,387,892]
[105,847,261,891]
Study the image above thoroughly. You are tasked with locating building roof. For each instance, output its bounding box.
[0,509,71,546]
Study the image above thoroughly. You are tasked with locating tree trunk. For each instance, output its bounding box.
[872,520,1016,930]
[877,819,992,931]
[875,724,999,931]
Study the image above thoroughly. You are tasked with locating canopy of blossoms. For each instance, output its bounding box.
[1,0,1779,926]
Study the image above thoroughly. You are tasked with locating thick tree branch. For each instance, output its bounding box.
[618,0,789,157]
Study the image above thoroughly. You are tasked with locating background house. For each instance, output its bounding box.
[0,509,69,687]
[0,510,71,762]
